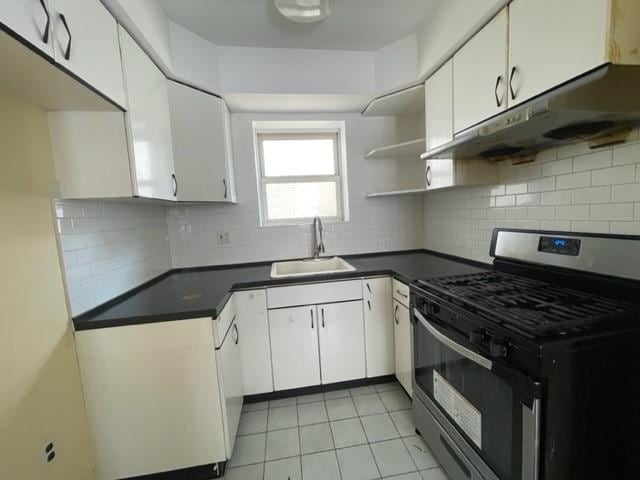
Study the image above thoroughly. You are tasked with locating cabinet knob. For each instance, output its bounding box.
[222,178,227,199]
[425,166,432,187]
[394,304,399,325]
[171,174,178,197]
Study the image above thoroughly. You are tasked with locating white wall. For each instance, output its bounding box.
[416,0,506,76]
[374,33,419,93]
[217,46,375,95]
[102,0,173,71]
[55,200,171,316]
[169,21,221,93]
[424,131,640,263]
[167,112,424,267]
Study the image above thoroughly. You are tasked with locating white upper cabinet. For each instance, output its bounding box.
[119,27,176,201]
[49,0,125,108]
[317,301,366,384]
[167,81,237,203]
[0,0,54,57]
[425,60,453,152]
[363,277,395,378]
[453,8,508,133]
[508,0,609,107]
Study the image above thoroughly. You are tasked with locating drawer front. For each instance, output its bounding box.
[392,279,410,307]
[213,295,236,347]
[267,280,363,309]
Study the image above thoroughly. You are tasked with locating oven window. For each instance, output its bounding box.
[414,321,519,480]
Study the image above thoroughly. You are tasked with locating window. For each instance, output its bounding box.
[254,121,349,226]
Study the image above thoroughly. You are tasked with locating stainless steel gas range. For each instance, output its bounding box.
[411,229,640,480]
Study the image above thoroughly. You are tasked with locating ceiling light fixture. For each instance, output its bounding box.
[274,0,331,23]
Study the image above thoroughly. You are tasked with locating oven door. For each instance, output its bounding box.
[412,307,541,480]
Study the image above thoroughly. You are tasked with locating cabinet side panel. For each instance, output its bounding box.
[607,0,640,65]
[75,318,225,479]
[48,111,133,199]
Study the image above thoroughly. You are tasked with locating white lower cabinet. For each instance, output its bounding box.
[318,301,366,384]
[394,299,413,397]
[363,277,395,377]
[235,289,274,395]
[215,310,244,458]
[269,305,321,391]
[75,318,226,480]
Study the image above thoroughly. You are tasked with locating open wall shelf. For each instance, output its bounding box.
[365,138,426,159]
[362,84,425,117]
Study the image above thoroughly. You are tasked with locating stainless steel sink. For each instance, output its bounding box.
[270,257,357,279]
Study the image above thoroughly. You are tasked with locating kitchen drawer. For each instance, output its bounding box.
[213,295,236,347]
[267,280,362,309]
[392,279,410,307]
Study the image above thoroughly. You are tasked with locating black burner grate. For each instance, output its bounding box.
[419,272,638,338]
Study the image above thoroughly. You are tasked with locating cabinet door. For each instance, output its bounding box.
[425,60,456,191]
[269,306,321,391]
[318,301,366,384]
[236,290,273,395]
[508,0,608,107]
[0,0,54,57]
[50,0,126,107]
[167,81,235,202]
[425,59,453,151]
[393,300,412,397]
[453,8,508,133]
[217,317,244,458]
[119,28,176,201]
[363,278,394,377]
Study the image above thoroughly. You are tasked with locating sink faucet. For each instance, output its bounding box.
[312,216,325,259]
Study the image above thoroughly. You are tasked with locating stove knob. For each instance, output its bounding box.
[489,339,508,358]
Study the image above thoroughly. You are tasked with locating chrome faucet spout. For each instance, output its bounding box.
[312,216,325,259]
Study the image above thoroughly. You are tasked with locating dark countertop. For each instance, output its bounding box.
[73,250,490,331]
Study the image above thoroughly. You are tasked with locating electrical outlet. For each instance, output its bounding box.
[216,231,231,244]
[42,438,56,467]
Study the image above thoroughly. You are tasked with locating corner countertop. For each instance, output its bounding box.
[73,250,490,331]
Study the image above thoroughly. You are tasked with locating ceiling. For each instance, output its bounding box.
[160,0,437,51]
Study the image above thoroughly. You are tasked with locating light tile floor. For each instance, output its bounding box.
[222,382,450,480]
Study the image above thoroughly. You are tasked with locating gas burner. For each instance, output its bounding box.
[418,271,638,338]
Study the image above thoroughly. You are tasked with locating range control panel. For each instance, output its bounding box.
[538,236,581,256]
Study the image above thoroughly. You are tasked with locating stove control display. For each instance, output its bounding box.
[538,236,581,256]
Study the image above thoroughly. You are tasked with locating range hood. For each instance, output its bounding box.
[422,64,640,161]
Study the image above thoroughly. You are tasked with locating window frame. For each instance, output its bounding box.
[253,121,349,226]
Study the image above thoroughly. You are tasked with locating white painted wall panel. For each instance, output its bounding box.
[374,33,419,93]
[217,46,375,95]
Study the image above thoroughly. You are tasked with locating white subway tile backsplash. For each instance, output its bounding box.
[424,132,640,263]
[495,195,516,207]
[516,193,540,206]
[556,172,591,190]
[613,143,640,166]
[555,205,590,221]
[612,184,640,203]
[572,150,612,172]
[570,221,610,233]
[541,190,571,205]
[589,203,634,221]
[542,158,572,177]
[527,176,556,193]
[527,207,555,220]
[571,186,610,205]
[611,222,640,235]
[505,183,528,195]
[591,165,636,186]
[55,199,171,316]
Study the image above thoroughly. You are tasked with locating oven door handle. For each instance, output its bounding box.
[414,308,493,371]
